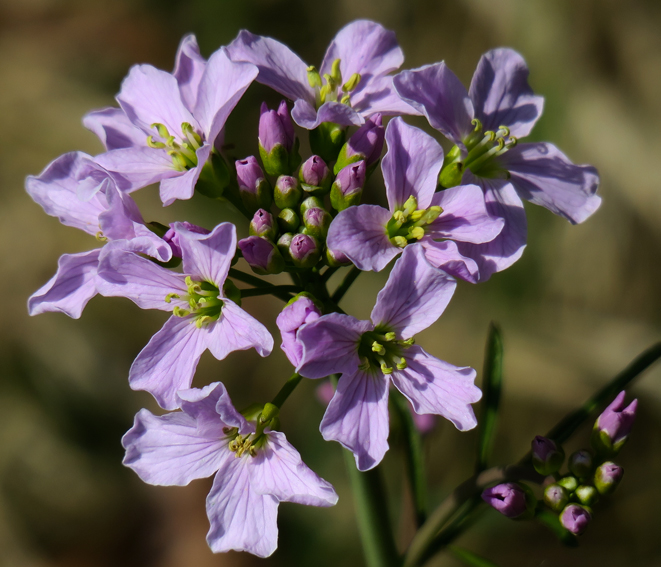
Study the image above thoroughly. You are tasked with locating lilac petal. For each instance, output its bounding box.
[371,245,456,337]
[159,144,212,206]
[394,63,475,149]
[498,142,601,224]
[26,152,107,236]
[291,99,363,130]
[320,369,390,471]
[382,117,444,211]
[251,431,338,506]
[176,221,235,287]
[297,314,372,379]
[117,64,198,140]
[391,345,480,431]
[97,184,140,240]
[226,30,314,104]
[96,249,187,311]
[194,48,258,144]
[122,407,227,486]
[350,75,421,117]
[326,205,398,272]
[208,384,252,436]
[206,456,279,557]
[321,20,403,81]
[82,107,146,151]
[456,179,527,282]
[176,382,239,432]
[28,249,100,319]
[469,48,544,138]
[206,301,274,360]
[95,146,179,191]
[129,315,210,410]
[421,239,480,283]
[428,184,504,244]
[173,34,207,112]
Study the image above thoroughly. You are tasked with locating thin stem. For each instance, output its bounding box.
[271,373,303,408]
[331,266,361,304]
[228,268,274,288]
[321,266,339,283]
[240,285,299,302]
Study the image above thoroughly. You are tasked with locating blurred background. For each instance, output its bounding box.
[2,0,661,565]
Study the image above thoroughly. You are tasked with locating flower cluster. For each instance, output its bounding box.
[27,21,601,557]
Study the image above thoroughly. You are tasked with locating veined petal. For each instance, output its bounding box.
[173,34,207,112]
[176,221,236,287]
[498,142,601,224]
[159,144,212,206]
[326,205,398,272]
[469,48,544,139]
[428,184,504,244]
[371,245,456,337]
[250,431,338,506]
[28,249,100,319]
[226,30,314,104]
[297,314,372,379]
[177,382,244,434]
[129,315,210,410]
[206,301,274,360]
[291,99,363,130]
[394,63,474,149]
[96,249,187,311]
[95,146,180,192]
[206,455,279,557]
[350,75,421,117]
[320,369,390,471]
[83,107,146,150]
[421,239,480,284]
[122,407,227,486]
[392,345,480,431]
[383,117,444,210]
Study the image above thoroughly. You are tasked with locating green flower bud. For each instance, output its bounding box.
[277,208,300,233]
[594,462,624,495]
[557,476,578,493]
[195,152,231,199]
[544,484,569,512]
[274,175,302,209]
[300,196,325,216]
[575,485,599,507]
[568,450,594,479]
[309,121,346,163]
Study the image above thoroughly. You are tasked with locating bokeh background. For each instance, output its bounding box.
[2,0,661,565]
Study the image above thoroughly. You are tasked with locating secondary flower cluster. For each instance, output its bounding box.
[27,20,601,557]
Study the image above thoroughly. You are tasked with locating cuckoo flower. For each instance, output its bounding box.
[87,35,258,205]
[296,245,481,470]
[394,49,601,280]
[26,152,171,319]
[123,382,337,557]
[96,222,273,410]
[327,118,504,282]
[276,294,322,367]
[227,20,418,129]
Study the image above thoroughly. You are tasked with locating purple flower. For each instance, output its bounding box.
[87,35,258,206]
[296,245,481,470]
[327,118,504,282]
[335,113,385,172]
[394,49,601,280]
[560,504,591,535]
[123,382,337,557]
[593,391,638,455]
[259,100,295,153]
[96,222,273,410]
[276,295,322,367]
[238,236,285,275]
[26,152,172,319]
[482,483,528,518]
[226,20,419,130]
[163,221,210,258]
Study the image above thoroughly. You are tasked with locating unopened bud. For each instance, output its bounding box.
[326,247,352,267]
[276,293,322,367]
[195,152,231,199]
[575,485,599,507]
[236,156,271,212]
[290,233,320,268]
[258,101,300,176]
[543,484,569,512]
[299,155,332,196]
[330,160,366,211]
[481,483,534,519]
[303,207,331,240]
[277,208,300,233]
[568,450,594,479]
[274,175,302,209]
[309,121,346,163]
[594,462,624,495]
[238,236,285,275]
[300,196,324,216]
[277,232,294,262]
[249,209,277,240]
[592,391,637,457]
[334,114,384,173]
[531,436,565,476]
[559,504,591,536]
[557,476,578,493]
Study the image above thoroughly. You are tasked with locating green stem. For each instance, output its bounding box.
[344,450,401,567]
[271,373,303,408]
[321,266,339,283]
[228,268,274,288]
[331,266,361,304]
[391,391,428,527]
[240,285,299,299]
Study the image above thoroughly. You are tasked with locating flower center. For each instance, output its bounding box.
[385,196,443,248]
[165,276,223,328]
[307,59,361,107]
[358,327,415,375]
[147,122,203,172]
[223,403,279,458]
[439,119,517,188]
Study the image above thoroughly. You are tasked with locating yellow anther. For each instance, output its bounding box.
[95,231,108,242]
[393,210,406,223]
[391,236,408,248]
[409,226,425,240]
[330,58,342,84]
[403,195,418,216]
[359,356,371,371]
[384,332,396,341]
[319,84,332,104]
[380,362,393,375]
[147,135,166,149]
[409,210,424,222]
[471,118,483,131]
[497,125,510,137]
[396,358,407,370]
[342,73,361,92]
[507,136,518,148]
[340,93,351,105]
[496,138,505,150]
[402,337,415,346]
[323,73,337,90]
[173,306,190,318]
[151,123,171,139]
[307,65,322,88]
[372,341,386,356]
[164,292,180,303]
[485,130,496,142]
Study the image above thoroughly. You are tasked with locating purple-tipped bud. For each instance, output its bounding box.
[331,160,366,211]
[531,436,565,476]
[249,209,277,241]
[543,484,569,512]
[594,461,624,495]
[300,196,324,216]
[276,294,322,367]
[592,391,638,456]
[289,233,320,268]
[164,222,210,259]
[303,207,331,240]
[236,156,271,212]
[334,113,384,173]
[481,483,530,519]
[274,175,302,209]
[568,450,594,479]
[299,155,332,195]
[559,504,591,536]
[277,208,300,233]
[258,101,300,177]
[238,236,284,275]
[326,246,352,267]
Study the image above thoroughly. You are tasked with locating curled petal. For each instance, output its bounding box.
[206,301,274,360]
[176,221,236,287]
[421,239,480,284]
[292,99,363,130]
[173,34,207,112]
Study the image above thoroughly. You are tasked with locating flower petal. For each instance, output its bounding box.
[94,146,179,192]
[320,369,390,471]
[469,48,544,139]
[177,382,243,433]
[350,75,421,117]
[83,107,146,151]
[28,249,100,319]
[291,99,363,130]
[420,239,480,283]
[173,34,207,112]
[326,205,398,272]
[176,221,236,286]
[370,244,456,337]
[382,117,444,210]
[206,301,274,360]
[391,345,480,431]
[159,144,211,206]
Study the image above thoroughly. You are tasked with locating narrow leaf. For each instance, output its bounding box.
[449,545,500,567]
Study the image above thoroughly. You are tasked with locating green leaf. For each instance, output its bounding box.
[449,545,500,567]
[475,322,504,472]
